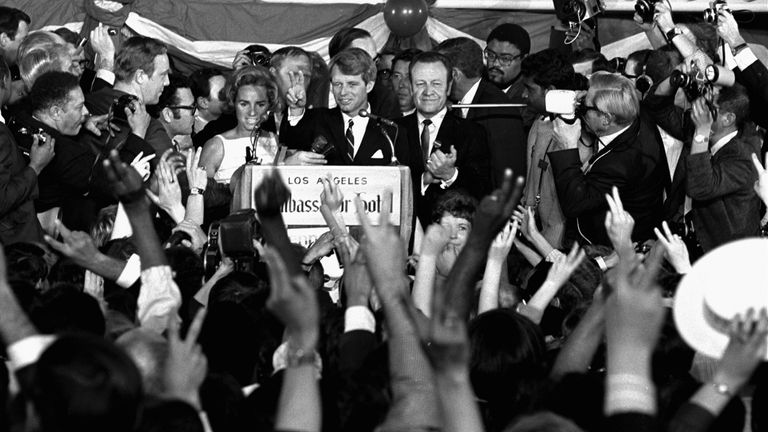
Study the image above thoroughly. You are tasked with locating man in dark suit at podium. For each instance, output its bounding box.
[395,51,491,227]
[283,48,407,166]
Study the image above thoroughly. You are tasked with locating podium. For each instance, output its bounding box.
[236,165,413,247]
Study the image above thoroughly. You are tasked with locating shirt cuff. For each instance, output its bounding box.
[420,173,430,196]
[344,305,376,333]
[116,254,141,288]
[95,69,115,85]
[137,265,182,333]
[605,373,657,416]
[272,342,323,377]
[7,335,56,371]
[439,168,459,189]
[287,111,305,126]
[735,47,758,71]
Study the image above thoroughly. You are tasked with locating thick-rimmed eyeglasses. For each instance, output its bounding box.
[483,48,523,67]
[169,104,198,114]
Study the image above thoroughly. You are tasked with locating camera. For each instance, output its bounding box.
[559,0,605,22]
[545,89,580,119]
[703,0,729,23]
[244,44,271,67]
[203,209,263,278]
[635,0,659,24]
[609,57,627,74]
[9,118,47,157]
[669,69,714,100]
[110,94,139,124]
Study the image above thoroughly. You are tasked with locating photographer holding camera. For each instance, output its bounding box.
[548,72,669,246]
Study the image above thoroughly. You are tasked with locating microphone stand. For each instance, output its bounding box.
[373,118,400,166]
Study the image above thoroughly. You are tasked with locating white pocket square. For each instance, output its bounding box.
[371,149,384,159]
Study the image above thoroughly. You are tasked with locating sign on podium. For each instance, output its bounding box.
[236,165,413,247]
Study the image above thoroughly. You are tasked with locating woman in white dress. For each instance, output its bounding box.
[200,67,279,184]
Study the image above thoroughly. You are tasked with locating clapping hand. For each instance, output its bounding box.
[164,308,208,409]
[426,145,457,181]
[604,186,634,254]
[654,221,692,274]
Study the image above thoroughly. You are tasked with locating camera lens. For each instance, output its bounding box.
[669,70,687,88]
[703,8,717,23]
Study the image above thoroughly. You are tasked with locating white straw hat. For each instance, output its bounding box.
[673,238,768,359]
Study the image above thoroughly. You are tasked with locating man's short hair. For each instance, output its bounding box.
[717,83,750,128]
[392,48,422,68]
[227,66,279,112]
[270,46,311,71]
[588,72,640,126]
[188,68,224,100]
[0,7,30,40]
[29,71,80,114]
[645,48,681,84]
[328,27,372,58]
[521,48,576,90]
[53,27,80,46]
[149,73,190,119]
[17,31,63,61]
[114,36,167,83]
[431,190,478,224]
[409,51,453,86]
[487,23,531,55]
[435,37,483,80]
[0,55,10,89]
[32,334,143,432]
[329,48,376,84]
[19,45,70,89]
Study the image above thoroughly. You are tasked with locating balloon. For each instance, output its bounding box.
[383,0,429,38]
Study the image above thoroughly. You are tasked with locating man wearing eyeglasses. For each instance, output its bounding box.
[484,23,530,101]
[150,73,196,151]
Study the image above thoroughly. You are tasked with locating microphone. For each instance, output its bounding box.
[358,109,395,127]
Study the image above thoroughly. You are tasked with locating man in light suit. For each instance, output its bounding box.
[396,51,491,227]
[284,47,407,166]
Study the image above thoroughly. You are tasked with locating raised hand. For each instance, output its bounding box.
[89,22,115,70]
[354,190,408,304]
[751,153,768,205]
[171,220,207,253]
[44,220,101,266]
[691,97,714,134]
[146,159,183,222]
[552,117,582,150]
[285,70,307,111]
[426,145,457,181]
[303,231,335,265]
[471,169,526,244]
[263,246,319,351]
[103,149,147,205]
[545,243,586,288]
[232,49,253,70]
[716,9,746,47]
[512,205,539,242]
[421,223,451,258]
[714,308,768,391]
[130,151,155,181]
[319,174,344,213]
[343,248,374,308]
[604,186,634,253]
[254,169,291,216]
[164,308,208,409]
[186,147,208,191]
[653,0,675,32]
[654,221,692,274]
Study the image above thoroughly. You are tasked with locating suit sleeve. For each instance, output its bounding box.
[685,146,755,201]
[736,51,768,107]
[282,109,315,151]
[641,94,693,142]
[0,137,38,218]
[452,125,491,198]
[548,148,633,218]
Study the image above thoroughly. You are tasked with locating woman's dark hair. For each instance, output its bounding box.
[470,308,548,432]
[431,190,478,224]
[30,284,106,337]
[328,27,372,58]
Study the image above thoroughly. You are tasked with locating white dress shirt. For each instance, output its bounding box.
[341,105,371,158]
[417,107,459,193]
[459,79,481,118]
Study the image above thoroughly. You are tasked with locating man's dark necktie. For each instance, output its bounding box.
[346,119,355,161]
[420,119,432,166]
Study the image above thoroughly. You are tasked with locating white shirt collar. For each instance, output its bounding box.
[598,124,631,149]
[459,79,481,117]
[417,106,448,128]
[402,108,416,116]
[341,104,371,124]
[710,130,738,155]
[0,110,5,124]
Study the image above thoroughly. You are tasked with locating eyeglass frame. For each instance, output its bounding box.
[483,48,523,67]
[168,104,198,114]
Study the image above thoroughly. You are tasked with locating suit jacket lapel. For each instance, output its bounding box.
[354,120,385,163]
[327,108,352,163]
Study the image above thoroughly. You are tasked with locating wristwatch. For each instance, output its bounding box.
[286,347,320,368]
[693,134,708,145]
[190,187,205,195]
[666,27,683,43]
[712,382,734,397]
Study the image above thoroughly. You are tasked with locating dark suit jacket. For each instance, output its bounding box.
[735,53,768,130]
[549,116,669,246]
[686,135,761,252]
[466,79,527,185]
[283,107,408,166]
[368,81,402,120]
[85,87,172,157]
[396,110,492,226]
[0,123,43,245]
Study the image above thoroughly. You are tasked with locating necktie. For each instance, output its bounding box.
[421,119,432,166]
[345,119,355,161]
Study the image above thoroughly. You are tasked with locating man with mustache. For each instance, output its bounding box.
[484,23,530,101]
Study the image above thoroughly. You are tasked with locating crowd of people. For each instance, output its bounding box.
[0,2,768,431]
